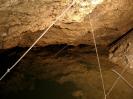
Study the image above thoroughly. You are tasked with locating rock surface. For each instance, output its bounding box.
[109,29,133,72]
[0,0,133,49]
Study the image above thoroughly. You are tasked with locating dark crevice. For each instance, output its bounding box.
[108,28,133,48]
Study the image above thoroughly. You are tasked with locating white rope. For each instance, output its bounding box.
[106,55,131,96]
[106,66,128,96]
[54,45,68,57]
[88,15,107,99]
[112,69,133,89]
[53,29,89,57]
[0,0,76,81]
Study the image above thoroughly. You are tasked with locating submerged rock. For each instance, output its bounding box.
[0,45,133,99]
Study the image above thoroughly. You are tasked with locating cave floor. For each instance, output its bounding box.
[0,45,133,99]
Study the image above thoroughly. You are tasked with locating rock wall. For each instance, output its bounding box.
[0,0,133,49]
[109,29,133,71]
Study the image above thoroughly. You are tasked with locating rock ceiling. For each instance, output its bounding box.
[0,0,133,49]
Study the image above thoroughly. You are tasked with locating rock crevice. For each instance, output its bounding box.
[109,29,133,71]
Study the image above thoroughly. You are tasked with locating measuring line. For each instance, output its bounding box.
[88,14,107,99]
[0,0,76,81]
[112,69,133,89]
[54,45,68,57]
[53,30,89,57]
[106,55,131,96]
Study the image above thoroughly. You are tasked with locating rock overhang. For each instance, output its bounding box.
[0,0,133,49]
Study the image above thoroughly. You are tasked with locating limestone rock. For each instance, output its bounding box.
[0,0,133,49]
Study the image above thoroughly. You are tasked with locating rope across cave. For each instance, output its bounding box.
[0,1,133,99]
[0,0,76,81]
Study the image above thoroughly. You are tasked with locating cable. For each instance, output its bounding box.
[106,55,130,96]
[0,0,76,81]
[54,45,68,57]
[112,69,133,89]
[88,14,107,99]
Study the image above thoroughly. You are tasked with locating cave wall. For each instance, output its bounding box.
[109,29,133,71]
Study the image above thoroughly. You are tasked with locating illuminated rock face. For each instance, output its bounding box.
[0,0,133,49]
[62,0,103,22]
